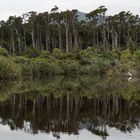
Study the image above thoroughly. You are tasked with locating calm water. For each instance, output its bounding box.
[0,76,140,140]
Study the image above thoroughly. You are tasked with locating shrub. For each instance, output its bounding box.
[40,50,50,58]
[128,39,135,55]
[25,48,40,58]
[112,50,121,59]
[0,56,21,79]
[134,50,140,60]
[120,50,132,60]
[60,59,81,75]
[13,56,31,64]
[80,65,94,75]
[53,48,63,59]
[12,56,33,75]
[32,60,64,76]
[0,48,9,56]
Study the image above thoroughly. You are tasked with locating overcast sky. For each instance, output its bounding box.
[0,0,140,20]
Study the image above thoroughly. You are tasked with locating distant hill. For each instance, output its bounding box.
[76,11,87,21]
[76,11,104,23]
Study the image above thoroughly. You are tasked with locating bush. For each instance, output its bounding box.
[40,51,50,58]
[0,56,21,79]
[0,48,9,56]
[80,65,94,75]
[53,48,63,59]
[120,50,132,60]
[25,48,40,58]
[128,39,135,55]
[13,56,31,64]
[60,59,81,75]
[8,46,140,77]
[32,60,64,76]
[134,50,140,60]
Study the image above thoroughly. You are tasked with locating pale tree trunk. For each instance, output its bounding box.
[15,29,22,54]
[102,13,107,50]
[72,20,79,50]
[23,28,26,51]
[11,30,15,55]
[102,26,107,50]
[58,23,62,50]
[112,27,118,50]
[66,24,69,53]
[92,22,96,47]
[45,15,49,51]
[31,22,36,48]
[36,26,40,51]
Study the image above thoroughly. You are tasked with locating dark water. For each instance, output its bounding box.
[0,76,140,140]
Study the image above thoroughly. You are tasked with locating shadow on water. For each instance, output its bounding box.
[0,76,140,139]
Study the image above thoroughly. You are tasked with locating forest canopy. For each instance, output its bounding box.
[0,6,140,55]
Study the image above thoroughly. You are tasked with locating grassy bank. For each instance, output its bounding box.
[0,47,140,79]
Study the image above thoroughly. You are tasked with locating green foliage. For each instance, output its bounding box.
[52,48,63,59]
[112,50,121,59]
[40,50,50,58]
[32,60,64,76]
[59,59,81,75]
[0,48,9,56]
[120,50,132,60]
[80,65,94,75]
[0,9,140,57]
[116,49,138,72]
[13,56,31,64]
[134,50,140,60]
[13,56,33,75]
[25,48,40,58]
[0,47,139,78]
[0,56,21,79]
[128,39,135,55]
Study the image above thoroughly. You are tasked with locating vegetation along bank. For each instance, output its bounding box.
[0,6,140,79]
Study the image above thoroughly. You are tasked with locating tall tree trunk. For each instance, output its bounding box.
[72,21,78,50]
[92,23,96,47]
[45,15,49,51]
[23,28,26,51]
[11,30,15,55]
[102,25,107,50]
[58,23,62,50]
[15,29,22,55]
[66,24,69,53]
[31,23,36,48]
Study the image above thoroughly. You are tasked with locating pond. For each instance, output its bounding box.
[0,76,140,140]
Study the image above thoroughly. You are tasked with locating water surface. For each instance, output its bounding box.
[0,76,140,140]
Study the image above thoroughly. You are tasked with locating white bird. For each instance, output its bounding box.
[128,71,132,77]
[128,77,132,81]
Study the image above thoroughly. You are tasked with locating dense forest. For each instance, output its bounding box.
[0,6,140,79]
[0,6,140,54]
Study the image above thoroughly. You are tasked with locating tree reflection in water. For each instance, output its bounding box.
[0,76,140,139]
